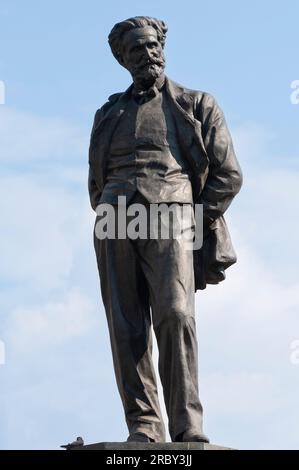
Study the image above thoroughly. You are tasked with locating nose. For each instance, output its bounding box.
[144,46,154,58]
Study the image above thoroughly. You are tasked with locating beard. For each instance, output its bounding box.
[130,56,165,87]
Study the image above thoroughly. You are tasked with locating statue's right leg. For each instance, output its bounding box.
[93,213,166,443]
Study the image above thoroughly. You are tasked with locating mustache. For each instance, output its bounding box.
[135,56,165,70]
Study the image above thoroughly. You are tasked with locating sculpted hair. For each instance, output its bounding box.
[108,16,168,65]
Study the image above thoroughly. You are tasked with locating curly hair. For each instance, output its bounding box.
[108,16,168,66]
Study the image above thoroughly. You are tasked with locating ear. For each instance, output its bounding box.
[110,44,126,68]
[118,55,127,68]
[116,47,127,68]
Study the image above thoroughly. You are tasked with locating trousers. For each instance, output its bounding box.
[93,192,204,442]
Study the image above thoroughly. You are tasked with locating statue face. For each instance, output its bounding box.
[121,27,165,85]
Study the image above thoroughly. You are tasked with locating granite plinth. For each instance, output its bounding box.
[72,442,232,451]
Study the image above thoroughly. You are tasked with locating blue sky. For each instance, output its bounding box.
[0,0,299,450]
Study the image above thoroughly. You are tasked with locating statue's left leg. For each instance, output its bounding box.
[135,203,209,442]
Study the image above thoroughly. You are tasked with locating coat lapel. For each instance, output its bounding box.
[165,77,209,197]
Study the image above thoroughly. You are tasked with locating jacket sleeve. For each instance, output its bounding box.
[88,107,105,211]
[88,94,123,211]
[196,93,243,227]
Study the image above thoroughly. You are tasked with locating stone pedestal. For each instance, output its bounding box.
[73,442,232,450]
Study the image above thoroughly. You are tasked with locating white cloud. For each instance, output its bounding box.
[7,289,96,352]
[0,340,5,365]
[0,173,93,291]
[203,371,281,415]
[0,105,94,292]
[0,80,5,105]
[0,107,88,163]
[232,122,275,165]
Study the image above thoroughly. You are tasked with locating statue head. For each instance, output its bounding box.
[108,16,168,88]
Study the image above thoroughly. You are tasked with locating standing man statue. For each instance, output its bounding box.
[88,16,242,443]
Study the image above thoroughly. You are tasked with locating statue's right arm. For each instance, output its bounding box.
[88,93,123,211]
[88,106,106,211]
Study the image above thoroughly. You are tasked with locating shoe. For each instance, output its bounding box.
[127,432,155,443]
[175,431,210,443]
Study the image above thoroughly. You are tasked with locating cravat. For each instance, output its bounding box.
[132,86,158,105]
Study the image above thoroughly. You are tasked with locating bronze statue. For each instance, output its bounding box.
[88,16,242,443]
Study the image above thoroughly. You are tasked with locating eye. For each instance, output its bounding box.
[131,45,142,53]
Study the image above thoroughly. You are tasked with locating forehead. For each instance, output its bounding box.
[122,27,159,50]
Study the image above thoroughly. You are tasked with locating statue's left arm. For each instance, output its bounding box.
[195,93,243,228]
